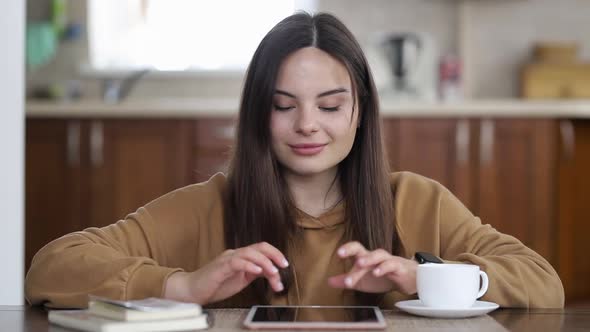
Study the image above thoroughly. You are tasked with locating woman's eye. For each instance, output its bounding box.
[320,106,340,112]
[274,105,294,111]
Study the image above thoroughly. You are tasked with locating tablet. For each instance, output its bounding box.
[243,305,386,330]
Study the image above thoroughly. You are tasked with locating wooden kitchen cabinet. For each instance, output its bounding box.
[25,119,86,270]
[557,119,590,303]
[384,118,475,210]
[383,118,558,265]
[88,120,193,227]
[192,118,236,183]
[25,118,193,268]
[476,119,558,263]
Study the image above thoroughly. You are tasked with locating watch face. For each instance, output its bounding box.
[415,252,443,264]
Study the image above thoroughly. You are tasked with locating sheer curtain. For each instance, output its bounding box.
[88,0,316,71]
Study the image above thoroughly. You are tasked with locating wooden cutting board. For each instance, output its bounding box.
[521,63,590,98]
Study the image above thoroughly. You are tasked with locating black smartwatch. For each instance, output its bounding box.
[414,252,444,264]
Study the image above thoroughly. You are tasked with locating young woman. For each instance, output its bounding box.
[25,12,564,309]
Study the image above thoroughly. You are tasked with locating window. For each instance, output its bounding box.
[88,0,316,72]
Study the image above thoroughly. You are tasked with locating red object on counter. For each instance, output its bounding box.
[439,55,462,101]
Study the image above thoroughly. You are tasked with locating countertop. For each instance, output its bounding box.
[25,98,590,118]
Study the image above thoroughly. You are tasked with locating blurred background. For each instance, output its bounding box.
[22,0,590,306]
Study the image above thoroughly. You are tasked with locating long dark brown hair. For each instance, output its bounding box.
[224,12,397,305]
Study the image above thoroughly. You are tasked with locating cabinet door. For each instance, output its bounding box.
[389,119,474,210]
[382,118,400,174]
[558,120,590,302]
[89,120,192,227]
[193,118,236,183]
[25,119,87,269]
[476,119,557,263]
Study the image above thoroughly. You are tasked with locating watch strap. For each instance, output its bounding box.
[414,252,444,264]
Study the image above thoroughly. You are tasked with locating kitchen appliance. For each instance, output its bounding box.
[365,32,438,101]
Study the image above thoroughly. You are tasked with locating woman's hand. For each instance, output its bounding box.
[328,241,418,295]
[164,242,289,305]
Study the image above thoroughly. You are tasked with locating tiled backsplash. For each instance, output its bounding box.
[26,0,590,100]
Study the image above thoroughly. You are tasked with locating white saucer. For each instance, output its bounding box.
[395,300,499,318]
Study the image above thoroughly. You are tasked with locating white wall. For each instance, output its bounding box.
[463,0,590,98]
[320,0,458,55]
[0,0,25,305]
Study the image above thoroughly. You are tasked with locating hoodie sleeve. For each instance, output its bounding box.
[25,174,227,308]
[437,185,564,308]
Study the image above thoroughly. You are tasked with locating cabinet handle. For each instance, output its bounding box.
[559,120,575,161]
[455,119,470,166]
[480,119,495,165]
[66,121,81,167]
[90,120,104,168]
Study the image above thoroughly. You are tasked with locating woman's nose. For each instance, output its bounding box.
[294,108,319,135]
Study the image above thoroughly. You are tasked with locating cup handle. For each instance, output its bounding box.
[477,271,489,298]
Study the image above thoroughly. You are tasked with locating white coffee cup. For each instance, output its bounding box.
[417,263,489,309]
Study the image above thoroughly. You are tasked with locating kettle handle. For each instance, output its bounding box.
[387,33,422,81]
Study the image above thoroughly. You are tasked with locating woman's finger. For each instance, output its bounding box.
[372,258,418,295]
[327,274,348,288]
[342,266,372,288]
[372,258,404,277]
[355,249,391,268]
[222,254,263,276]
[235,246,281,276]
[345,249,392,287]
[337,241,368,259]
[252,242,290,269]
[227,250,284,292]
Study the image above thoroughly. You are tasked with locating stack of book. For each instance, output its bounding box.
[48,296,208,332]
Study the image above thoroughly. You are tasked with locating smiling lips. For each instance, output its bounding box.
[289,143,327,156]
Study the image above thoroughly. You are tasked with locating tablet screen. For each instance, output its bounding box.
[251,306,379,322]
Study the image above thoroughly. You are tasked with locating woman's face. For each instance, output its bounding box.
[270,47,359,179]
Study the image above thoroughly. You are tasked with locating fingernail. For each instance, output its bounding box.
[271,266,279,274]
[254,266,263,273]
[277,282,284,291]
[344,277,352,287]
[282,259,289,267]
[373,268,381,276]
[338,248,346,256]
[357,258,365,266]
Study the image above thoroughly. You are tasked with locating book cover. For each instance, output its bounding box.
[88,296,202,313]
[48,310,208,332]
[88,300,202,321]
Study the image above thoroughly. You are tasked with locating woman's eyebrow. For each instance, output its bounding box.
[317,88,349,98]
[274,87,349,99]
[274,89,297,99]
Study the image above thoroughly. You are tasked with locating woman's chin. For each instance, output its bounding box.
[282,164,338,178]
